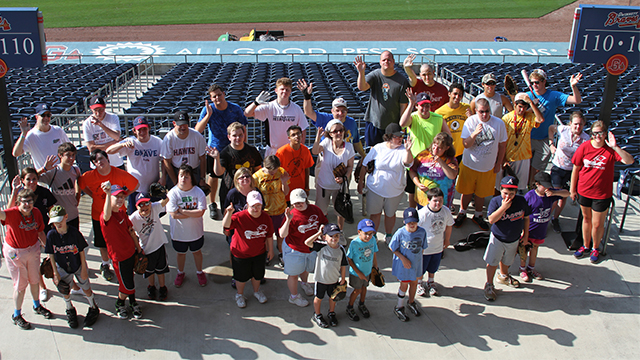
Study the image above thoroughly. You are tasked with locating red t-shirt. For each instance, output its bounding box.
[284,204,328,253]
[411,79,449,111]
[1,207,44,249]
[100,209,136,262]
[78,167,139,220]
[572,141,622,199]
[228,210,274,259]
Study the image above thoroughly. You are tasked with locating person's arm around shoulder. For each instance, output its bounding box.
[354,56,370,91]
[566,73,583,105]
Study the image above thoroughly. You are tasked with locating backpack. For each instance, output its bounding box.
[454,231,491,252]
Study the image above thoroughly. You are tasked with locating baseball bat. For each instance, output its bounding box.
[521,69,533,94]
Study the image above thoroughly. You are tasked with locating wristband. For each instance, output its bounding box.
[253,100,260,107]
[303,90,312,100]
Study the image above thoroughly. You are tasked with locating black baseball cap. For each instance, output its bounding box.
[174,111,190,125]
[323,223,342,236]
[89,95,106,109]
[500,175,519,189]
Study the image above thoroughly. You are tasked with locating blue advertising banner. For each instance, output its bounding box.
[0,7,46,68]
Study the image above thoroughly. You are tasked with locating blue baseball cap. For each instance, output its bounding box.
[323,223,342,236]
[135,192,151,206]
[110,184,127,196]
[35,103,51,115]
[358,219,376,232]
[403,208,419,224]
[133,116,149,130]
[500,175,519,189]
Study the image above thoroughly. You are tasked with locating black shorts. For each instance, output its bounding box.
[92,219,106,248]
[172,236,205,253]
[405,169,415,194]
[550,165,572,190]
[144,245,170,278]
[315,281,338,300]
[231,252,267,283]
[206,156,223,179]
[114,254,136,295]
[577,194,612,213]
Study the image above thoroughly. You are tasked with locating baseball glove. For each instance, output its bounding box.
[40,257,54,279]
[333,162,348,178]
[330,283,347,301]
[149,182,168,199]
[56,279,71,295]
[371,267,385,287]
[133,252,148,275]
[504,74,518,96]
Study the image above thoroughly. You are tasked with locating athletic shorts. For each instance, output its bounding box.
[231,252,266,283]
[456,162,497,198]
[422,252,443,275]
[315,281,338,300]
[282,241,316,276]
[315,185,339,215]
[57,266,91,295]
[364,122,385,148]
[531,139,552,172]
[349,273,370,289]
[172,236,205,254]
[92,219,106,248]
[529,238,545,245]
[2,242,41,292]
[114,253,136,295]
[206,156,223,179]
[144,245,170,278]
[550,165,572,189]
[270,214,285,235]
[405,170,415,194]
[578,194,612,213]
[483,233,519,267]
[366,190,404,217]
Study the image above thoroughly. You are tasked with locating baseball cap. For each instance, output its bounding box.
[35,103,51,115]
[174,111,190,125]
[534,172,553,189]
[514,93,530,106]
[48,205,67,224]
[135,192,151,206]
[133,116,149,130]
[89,95,106,109]
[110,184,127,196]
[482,73,497,84]
[416,93,431,105]
[403,208,419,224]
[332,97,347,109]
[290,188,307,204]
[323,223,342,236]
[385,123,403,137]
[358,219,376,233]
[500,175,519,189]
[247,190,263,206]
[531,68,547,80]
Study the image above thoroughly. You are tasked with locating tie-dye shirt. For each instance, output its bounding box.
[411,150,458,208]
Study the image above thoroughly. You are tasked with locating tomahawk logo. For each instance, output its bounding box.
[0,16,11,31]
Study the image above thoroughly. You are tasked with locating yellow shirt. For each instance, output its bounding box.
[435,103,469,157]
[253,167,288,216]
[502,111,540,162]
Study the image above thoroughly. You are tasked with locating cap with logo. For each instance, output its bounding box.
[290,188,308,204]
[135,192,152,206]
[323,223,342,236]
[35,103,51,116]
[174,111,190,125]
[416,93,432,106]
[403,208,419,224]
[500,175,519,189]
[247,190,263,206]
[482,73,497,84]
[111,184,127,196]
[332,97,347,109]
[89,95,106,109]
[133,116,149,130]
[358,219,376,233]
[48,205,67,224]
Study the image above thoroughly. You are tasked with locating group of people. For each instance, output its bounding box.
[1,52,633,330]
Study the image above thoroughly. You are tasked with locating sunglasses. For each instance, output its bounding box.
[238,175,251,180]
[330,128,344,134]
[531,81,542,85]
[41,113,52,118]
[485,82,496,86]
[477,110,490,114]
[592,131,605,136]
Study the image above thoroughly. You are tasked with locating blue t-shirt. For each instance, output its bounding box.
[487,195,532,243]
[347,237,379,277]
[198,101,248,149]
[389,226,428,281]
[525,189,561,240]
[526,90,569,140]
[313,111,361,145]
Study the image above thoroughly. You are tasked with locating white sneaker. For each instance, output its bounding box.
[288,294,309,307]
[300,282,314,297]
[70,288,84,296]
[253,290,268,304]
[235,293,246,308]
[39,289,49,302]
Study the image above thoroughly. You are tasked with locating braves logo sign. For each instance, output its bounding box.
[604,11,640,29]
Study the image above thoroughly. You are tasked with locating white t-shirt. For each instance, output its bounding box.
[363,142,408,198]
[82,112,124,167]
[253,100,309,157]
[117,135,163,193]
[166,186,206,241]
[417,205,454,255]
[130,202,168,254]
[316,137,355,191]
[460,114,508,172]
[551,125,590,171]
[23,125,70,170]
[160,128,206,169]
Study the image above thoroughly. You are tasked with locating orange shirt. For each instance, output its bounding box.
[78,167,139,220]
[275,144,314,200]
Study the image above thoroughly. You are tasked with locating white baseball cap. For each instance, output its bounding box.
[290,188,307,204]
[332,97,347,108]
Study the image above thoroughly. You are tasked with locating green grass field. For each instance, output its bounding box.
[2,0,574,28]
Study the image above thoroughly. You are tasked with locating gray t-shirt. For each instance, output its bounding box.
[364,69,409,130]
[312,242,348,285]
[39,165,81,221]
[476,92,505,118]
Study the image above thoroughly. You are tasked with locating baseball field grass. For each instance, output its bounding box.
[3,0,574,28]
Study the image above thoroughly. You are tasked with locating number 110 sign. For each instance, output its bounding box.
[569,4,640,69]
[0,7,47,68]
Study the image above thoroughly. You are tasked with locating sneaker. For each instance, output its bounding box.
[384,234,393,245]
[428,282,439,297]
[472,215,490,231]
[520,270,532,283]
[174,272,185,287]
[358,303,371,318]
[484,283,497,301]
[590,249,600,263]
[158,286,168,301]
[407,301,421,317]
[300,282,314,297]
[100,264,114,281]
[327,311,338,327]
[265,256,271,267]
[83,307,100,327]
[115,303,128,319]
[39,288,49,302]
[312,313,329,328]
[278,253,284,267]
[528,268,544,280]
[254,290,268,304]
[34,305,53,319]
[417,283,427,297]
[394,306,409,322]
[346,307,360,321]
[147,285,157,300]
[12,314,31,330]
[66,307,78,328]
[453,212,466,228]
[551,218,561,233]
[70,288,84,296]
[197,272,208,287]
[574,246,590,259]
[129,302,142,319]
[496,274,521,288]
[288,294,309,307]
[209,203,221,220]
[231,279,236,289]
[235,293,247,308]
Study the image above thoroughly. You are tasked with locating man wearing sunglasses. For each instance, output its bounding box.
[470,73,514,118]
[12,103,70,170]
